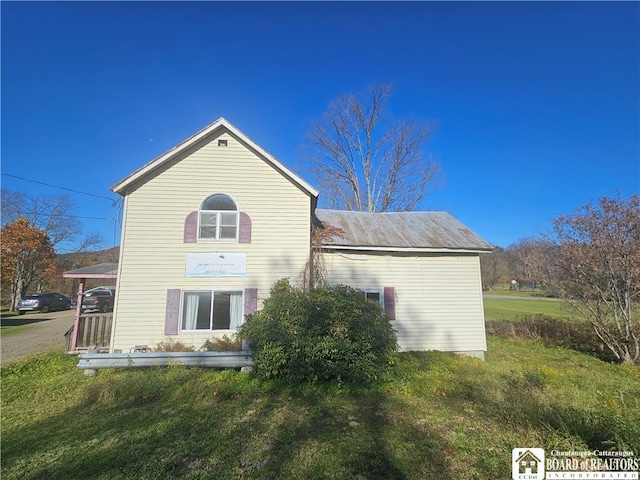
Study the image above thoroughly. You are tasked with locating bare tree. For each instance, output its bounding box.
[507,237,557,286]
[548,194,640,363]
[305,84,442,212]
[480,246,510,290]
[1,189,103,253]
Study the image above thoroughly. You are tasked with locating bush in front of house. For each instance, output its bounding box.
[237,279,398,385]
[154,339,196,352]
[201,334,243,352]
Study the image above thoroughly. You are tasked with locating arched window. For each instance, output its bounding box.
[199,194,238,240]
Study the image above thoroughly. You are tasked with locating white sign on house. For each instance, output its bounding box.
[185,252,247,277]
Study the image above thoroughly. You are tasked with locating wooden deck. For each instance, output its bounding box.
[65,314,112,353]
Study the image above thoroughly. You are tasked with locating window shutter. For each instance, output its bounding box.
[383,287,396,320]
[244,288,258,317]
[184,211,198,243]
[165,289,181,335]
[239,212,252,243]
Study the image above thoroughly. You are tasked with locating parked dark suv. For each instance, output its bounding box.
[81,287,116,313]
[18,292,71,315]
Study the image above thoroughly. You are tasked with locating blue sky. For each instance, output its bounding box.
[2,1,638,251]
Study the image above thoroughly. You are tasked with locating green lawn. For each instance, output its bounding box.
[483,296,571,320]
[484,286,547,298]
[2,339,639,480]
[2,295,638,479]
[0,309,25,335]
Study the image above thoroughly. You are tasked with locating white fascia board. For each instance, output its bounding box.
[111,118,226,195]
[111,117,319,198]
[322,245,492,254]
[223,120,319,198]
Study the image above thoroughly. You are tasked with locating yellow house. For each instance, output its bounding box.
[110,118,492,358]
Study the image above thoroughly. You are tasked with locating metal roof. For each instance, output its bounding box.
[63,263,118,279]
[315,209,493,252]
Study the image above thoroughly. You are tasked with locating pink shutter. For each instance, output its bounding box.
[383,287,396,320]
[184,211,198,243]
[165,289,181,335]
[239,212,252,243]
[244,288,258,318]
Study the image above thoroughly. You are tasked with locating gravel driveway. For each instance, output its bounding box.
[1,310,77,365]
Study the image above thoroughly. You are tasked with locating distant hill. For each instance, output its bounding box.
[58,246,120,271]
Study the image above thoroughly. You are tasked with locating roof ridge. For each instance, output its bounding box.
[111,118,318,198]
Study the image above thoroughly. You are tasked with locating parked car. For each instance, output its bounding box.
[81,286,116,313]
[18,292,72,315]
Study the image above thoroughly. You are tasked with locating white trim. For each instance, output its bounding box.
[110,195,129,352]
[197,193,240,241]
[179,289,244,332]
[198,211,239,241]
[361,288,384,307]
[322,245,492,254]
[111,117,319,198]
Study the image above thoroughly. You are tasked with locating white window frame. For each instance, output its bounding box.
[362,288,384,307]
[180,289,244,332]
[197,194,239,241]
[198,211,239,240]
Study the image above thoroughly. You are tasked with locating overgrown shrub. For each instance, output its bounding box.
[154,339,196,352]
[201,334,242,352]
[237,279,398,385]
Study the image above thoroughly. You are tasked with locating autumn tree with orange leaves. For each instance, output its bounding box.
[1,218,57,311]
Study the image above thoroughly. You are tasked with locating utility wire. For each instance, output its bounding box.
[2,211,118,221]
[2,173,118,205]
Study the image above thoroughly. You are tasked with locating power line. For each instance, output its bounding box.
[1,173,118,205]
[2,211,118,221]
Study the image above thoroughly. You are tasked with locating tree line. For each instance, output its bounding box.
[481,194,639,363]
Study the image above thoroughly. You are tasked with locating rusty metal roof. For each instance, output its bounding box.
[315,209,492,252]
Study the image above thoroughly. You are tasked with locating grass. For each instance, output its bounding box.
[2,295,638,479]
[0,309,26,335]
[484,286,548,298]
[483,296,571,320]
[2,340,639,480]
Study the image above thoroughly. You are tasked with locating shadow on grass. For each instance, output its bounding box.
[1,367,457,480]
[0,316,57,328]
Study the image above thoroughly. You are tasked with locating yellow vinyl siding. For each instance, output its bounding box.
[322,251,486,353]
[111,132,311,352]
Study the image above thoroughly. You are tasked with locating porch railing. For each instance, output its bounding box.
[65,315,113,353]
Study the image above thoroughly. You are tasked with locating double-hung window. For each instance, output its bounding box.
[199,194,238,240]
[181,290,244,331]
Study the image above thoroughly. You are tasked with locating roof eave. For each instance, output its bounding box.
[321,245,493,254]
[111,117,319,198]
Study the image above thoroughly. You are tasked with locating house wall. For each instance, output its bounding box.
[322,250,487,355]
[111,131,312,352]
